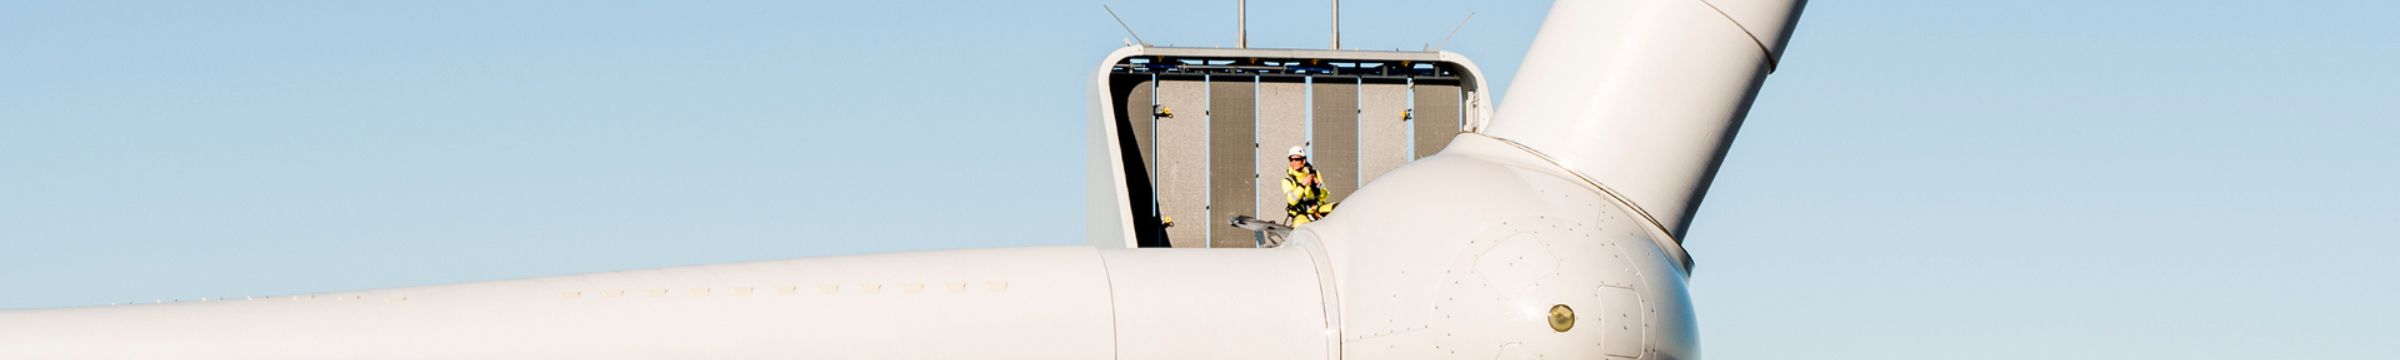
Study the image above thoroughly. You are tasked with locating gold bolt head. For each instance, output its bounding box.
[1548,304,1575,332]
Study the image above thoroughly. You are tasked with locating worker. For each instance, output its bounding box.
[1281,145,1337,225]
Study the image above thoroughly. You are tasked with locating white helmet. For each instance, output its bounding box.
[1287,144,1309,157]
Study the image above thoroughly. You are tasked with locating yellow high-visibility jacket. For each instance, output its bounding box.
[1281,168,1337,225]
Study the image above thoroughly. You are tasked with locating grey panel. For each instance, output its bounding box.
[1358,79,1411,187]
[1154,77,1210,248]
[1207,76,1257,248]
[1413,80,1463,159]
[1255,76,1309,227]
[1309,77,1359,204]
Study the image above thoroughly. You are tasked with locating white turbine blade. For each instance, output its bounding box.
[1481,0,1807,238]
[0,245,1334,359]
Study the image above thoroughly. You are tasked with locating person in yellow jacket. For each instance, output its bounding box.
[1282,145,1337,225]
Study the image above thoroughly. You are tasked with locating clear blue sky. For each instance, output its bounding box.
[3,1,2393,359]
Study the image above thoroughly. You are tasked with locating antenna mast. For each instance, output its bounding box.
[1104,5,1150,47]
[1432,12,1474,52]
[1238,0,1247,48]
[1329,0,1341,50]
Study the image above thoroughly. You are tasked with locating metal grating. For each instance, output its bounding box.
[1206,75,1258,248]
[1358,78,1412,185]
[1255,75,1310,229]
[1310,77,1360,203]
[1413,79,1463,159]
[1106,55,1476,248]
[1153,76,1211,248]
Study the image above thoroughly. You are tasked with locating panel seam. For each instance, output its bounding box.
[1093,248,1122,360]
[1692,0,1779,72]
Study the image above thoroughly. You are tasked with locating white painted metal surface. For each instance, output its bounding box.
[1483,0,1807,238]
[1100,247,1329,360]
[7,1,1802,358]
[1296,134,1701,360]
[0,246,1123,359]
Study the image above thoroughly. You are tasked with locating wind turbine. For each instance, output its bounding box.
[0,1,1805,358]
